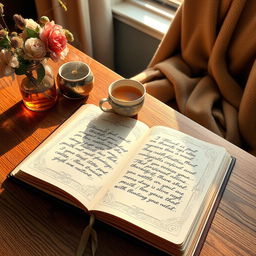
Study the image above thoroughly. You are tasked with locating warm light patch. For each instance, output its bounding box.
[143,15,169,33]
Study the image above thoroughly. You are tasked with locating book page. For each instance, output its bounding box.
[94,126,230,245]
[12,104,149,208]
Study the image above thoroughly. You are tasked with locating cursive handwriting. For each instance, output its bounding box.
[114,135,201,212]
[51,124,131,179]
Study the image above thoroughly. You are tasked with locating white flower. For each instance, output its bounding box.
[0,49,19,78]
[50,46,69,62]
[24,38,47,60]
[25,18,41,31]
[20,19,41,39]
[60,46,69,59]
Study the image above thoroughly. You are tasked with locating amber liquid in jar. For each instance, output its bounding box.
[20,84,57,111]
[18,62,58,111]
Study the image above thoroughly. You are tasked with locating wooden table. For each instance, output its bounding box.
[0,45,255,256]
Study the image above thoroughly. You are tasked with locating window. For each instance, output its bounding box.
[112,0,182,39]
[151,0,183,5]
[142,0,183,8]
[134,0,182,19]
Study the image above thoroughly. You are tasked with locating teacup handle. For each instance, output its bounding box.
[99,98,114,113]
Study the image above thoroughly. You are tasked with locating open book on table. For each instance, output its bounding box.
[10,104,235,256]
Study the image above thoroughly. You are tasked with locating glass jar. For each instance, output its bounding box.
[17,61,58,111]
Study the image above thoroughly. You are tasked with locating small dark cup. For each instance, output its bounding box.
[57,61,94,99]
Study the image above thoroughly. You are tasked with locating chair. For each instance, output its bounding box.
[133,0,256,156]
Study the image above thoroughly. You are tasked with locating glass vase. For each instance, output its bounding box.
[17,61,58,111]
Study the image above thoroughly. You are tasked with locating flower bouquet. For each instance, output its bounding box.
[0,3,74,111]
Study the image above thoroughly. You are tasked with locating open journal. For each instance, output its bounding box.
[10,104,235,256]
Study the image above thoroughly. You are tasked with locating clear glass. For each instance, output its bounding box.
[17,62,58,111]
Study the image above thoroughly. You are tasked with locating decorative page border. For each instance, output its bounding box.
[99,133,222,236]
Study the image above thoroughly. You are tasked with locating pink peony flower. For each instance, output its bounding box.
[24,38,47,60]
[40,21,68,62]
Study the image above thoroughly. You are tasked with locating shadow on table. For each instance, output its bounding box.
[0,179,168,256]
[0,96,83,156]
[0,179,86,256]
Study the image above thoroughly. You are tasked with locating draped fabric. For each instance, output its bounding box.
[132,0,256,156]
[35,0,114,69]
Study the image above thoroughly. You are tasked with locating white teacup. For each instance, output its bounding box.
[99,79,145,117]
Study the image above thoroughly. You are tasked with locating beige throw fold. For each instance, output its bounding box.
[133,0,256,156]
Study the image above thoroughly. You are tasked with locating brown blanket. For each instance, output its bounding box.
[133,0,256,156]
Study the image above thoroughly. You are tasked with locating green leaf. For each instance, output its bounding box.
[15,62,28,75]
[36,64,45,84]
[25,27,39,38]
[0,37,11,48]
[15,56,30,75]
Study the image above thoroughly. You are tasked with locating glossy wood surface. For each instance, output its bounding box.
[0,45,255,256]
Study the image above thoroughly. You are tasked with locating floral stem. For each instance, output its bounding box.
[39,0,67,20]
[0,14,9,31]
[26,72,37,87]
[58,0,67,11]
[25,72,38,99]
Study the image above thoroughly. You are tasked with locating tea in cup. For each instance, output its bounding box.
[99,79,145,117]
[57,61,94,99]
